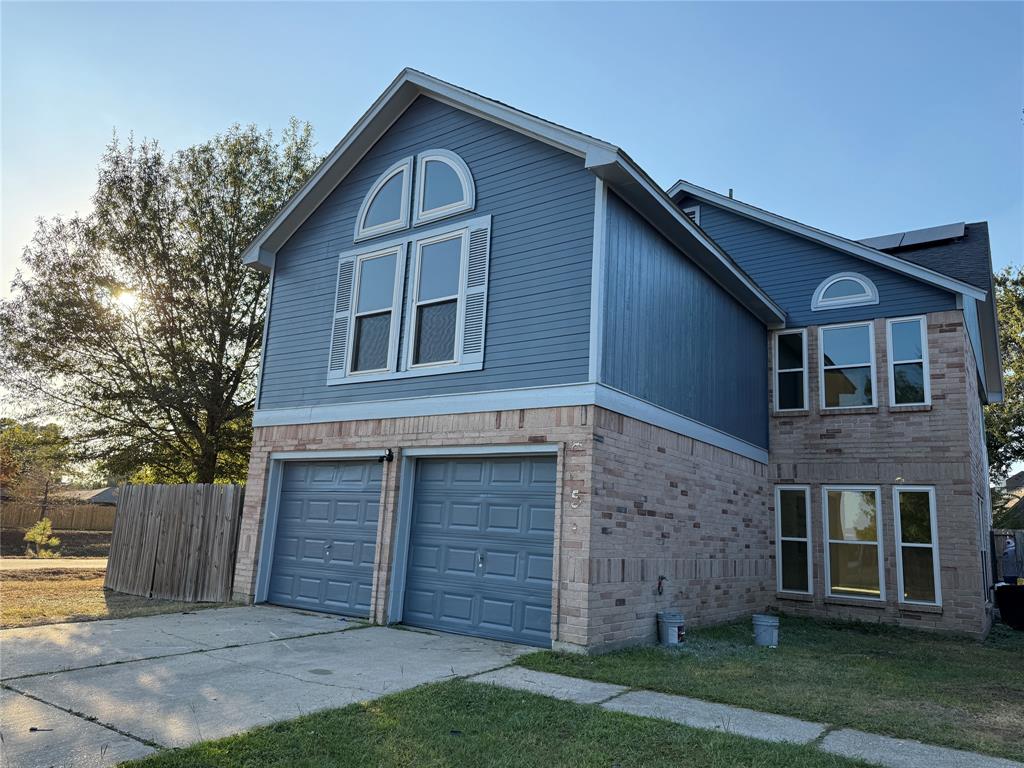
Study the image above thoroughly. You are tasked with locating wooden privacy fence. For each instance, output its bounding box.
[2,503,116,531]
[105,484,244,602]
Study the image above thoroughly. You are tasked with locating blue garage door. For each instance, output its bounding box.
[268,461,381,617]
[403,456,556,647]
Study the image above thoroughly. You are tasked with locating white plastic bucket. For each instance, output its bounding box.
[752,614,779,647]
[657,611,686,646]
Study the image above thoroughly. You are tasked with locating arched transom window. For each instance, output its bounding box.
[355,149,475,241]
[811,272,879,311]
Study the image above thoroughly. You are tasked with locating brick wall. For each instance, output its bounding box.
[768,310,992,637]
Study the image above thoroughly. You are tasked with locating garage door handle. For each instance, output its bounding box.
[477,553,485,569]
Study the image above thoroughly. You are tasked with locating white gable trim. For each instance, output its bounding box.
[668,180,987,302]
[240,69,785,326]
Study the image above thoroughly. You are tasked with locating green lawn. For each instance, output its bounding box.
[123,680,870,768]
[518,616,1024,762]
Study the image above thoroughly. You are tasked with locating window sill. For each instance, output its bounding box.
[772,409,809,418]
[776,591,813,602]
[327,360,483,386]
[819,406,878,416]
[824,595,887,609]
[888,404,932,413]
[898,602,942,615]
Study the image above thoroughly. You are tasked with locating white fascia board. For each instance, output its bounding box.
[252,382,769,463]
[240,69,620,270]
[668,180,987,302]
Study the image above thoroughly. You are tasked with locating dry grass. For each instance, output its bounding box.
[1,527,111,557]
[0,569,228,629]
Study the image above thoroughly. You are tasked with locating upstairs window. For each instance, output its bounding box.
[774,329,807,411]
[820,322,875,409]
[811,272,879,311]
[351,248,402,373]
[887,316,930,406]
[355,158,413,241]
[415,150,475,225]
[410,231,464,366]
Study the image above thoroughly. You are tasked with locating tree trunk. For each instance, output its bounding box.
[39,476,50,522]
[195,444,218,484]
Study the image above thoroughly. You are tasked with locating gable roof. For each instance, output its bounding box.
[668,179,987,302]
[241,69,785,326]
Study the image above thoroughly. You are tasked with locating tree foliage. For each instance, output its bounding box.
[0,419,74,501]
[23,518,62,558]
[0,121,319,483]
[986,265,1024,481]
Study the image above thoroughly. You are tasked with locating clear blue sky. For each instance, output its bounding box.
[2,1,1021,299]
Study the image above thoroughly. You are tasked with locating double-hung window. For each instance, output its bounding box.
[776,486,812,594]
[409,230,465,367]
[774,330,807,411]
[823,486,884,600]
[893,487,940,605]
[887,317,930,406]
[350,247,403,374]
[820,322,875,409]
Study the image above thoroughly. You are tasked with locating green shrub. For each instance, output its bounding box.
[23,518,61,558]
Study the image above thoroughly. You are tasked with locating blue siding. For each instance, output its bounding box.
[602,193,769,449]
[260,97,594,410]
[678,197,957,327]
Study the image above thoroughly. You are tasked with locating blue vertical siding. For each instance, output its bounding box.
[677,196,957,327]
[258,97,595,409]
[602,193,769,449]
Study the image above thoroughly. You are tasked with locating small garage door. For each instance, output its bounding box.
[267,460,381,617]
[402,456,556,647]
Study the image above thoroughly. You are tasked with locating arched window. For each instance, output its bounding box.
[354,157,413,241]
[811,272,879,311]
[414,149,475,225]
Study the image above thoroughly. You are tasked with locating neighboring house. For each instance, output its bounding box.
[232,69,1002,649]
[50,487,118,506]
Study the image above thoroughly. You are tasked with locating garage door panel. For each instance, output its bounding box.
[403,456,555,646]
[267,460,380,618]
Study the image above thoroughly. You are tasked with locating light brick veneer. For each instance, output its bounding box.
[234,404,774,651]
[768,310,993,637]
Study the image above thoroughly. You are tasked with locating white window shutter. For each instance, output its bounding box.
[460,221,490,365]
[328,256,356,378]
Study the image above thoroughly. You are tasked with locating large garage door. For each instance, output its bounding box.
[267,461,381,617]
[402,456,556,647]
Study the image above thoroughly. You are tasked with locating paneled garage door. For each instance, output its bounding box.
[267,461,381,617]
[402,456,556,646]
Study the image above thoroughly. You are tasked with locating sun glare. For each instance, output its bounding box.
[116,291,138,309]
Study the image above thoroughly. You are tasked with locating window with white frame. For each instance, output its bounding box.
[415,149,475,225]
[350,247,403,374]
[823,487,884,600]
[776,486,812,593]
[887,317,930,405]
[893,487,940,605]
[354,158,413,241]
[774,330,807,411]
[820,323,875,408]
[811,272,879,311]
[409,230,464,366]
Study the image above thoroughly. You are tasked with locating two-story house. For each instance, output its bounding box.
[232,69,1002,651]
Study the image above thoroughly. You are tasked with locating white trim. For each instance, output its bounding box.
[775,485,812,595]
[413,149,475,226]
[821,485,885,602]
[406,227,467,369]
[252,381,770,463]
[346,244,406,376]
[886,316,931,406]
[354,156,413,242]
[668,179,987,302]
[892,485,942,607]
[682,205,700,226]
[588,178,608,382]
[404,444,559,457]
[253,264,275,410]
[818,321,876,410]
[253,450,386,605]
[811,272,879,311]
[773,329,808,412]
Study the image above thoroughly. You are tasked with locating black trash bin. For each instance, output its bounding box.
[995,584,1024,630]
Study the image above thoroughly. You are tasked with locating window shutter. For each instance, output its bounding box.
[460,221,490,365]
[328,256,356,378]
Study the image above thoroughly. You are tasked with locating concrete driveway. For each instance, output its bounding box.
[0,606,528,768]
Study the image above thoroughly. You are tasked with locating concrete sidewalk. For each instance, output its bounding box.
[0,556,108,571]
[469,667,1024,768]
